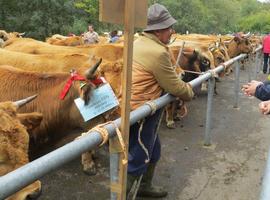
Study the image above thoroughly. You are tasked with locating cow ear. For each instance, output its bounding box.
[17,112,43,134]
[193,49,199,57]
[234,36,241,44]
[113,62,122,72]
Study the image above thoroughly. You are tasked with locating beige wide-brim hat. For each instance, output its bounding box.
[144,3,177,32]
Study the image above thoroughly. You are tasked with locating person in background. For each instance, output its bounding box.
[126,3,194,198]
[262,33,270,74]
[83,24,99,44]
[109,30,119,43]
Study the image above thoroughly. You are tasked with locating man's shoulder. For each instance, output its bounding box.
[135,36,167,54]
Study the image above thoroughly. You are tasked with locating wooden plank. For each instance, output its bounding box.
[99,0,147,28]
[117,0,135,199]
[100,1,147,199]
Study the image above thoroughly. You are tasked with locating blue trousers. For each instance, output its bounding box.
[128,108,163,176]
[263,53,270,73]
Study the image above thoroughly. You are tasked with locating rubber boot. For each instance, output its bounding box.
[126,174,139,199]
[263,65,267,74]
[137,163,168,198]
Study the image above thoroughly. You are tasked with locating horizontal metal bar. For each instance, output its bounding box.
[0,47,262,199]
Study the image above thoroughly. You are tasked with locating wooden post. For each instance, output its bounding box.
[99,1,147,199]
[118,1,135,199]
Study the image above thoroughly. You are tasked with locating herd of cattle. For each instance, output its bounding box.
[0,29,261,199]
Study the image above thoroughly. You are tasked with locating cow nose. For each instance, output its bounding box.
[202,59,210,67]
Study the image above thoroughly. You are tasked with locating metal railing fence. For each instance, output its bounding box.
[0,46,262,200]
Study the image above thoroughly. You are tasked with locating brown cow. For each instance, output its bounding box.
[0,60,103,173]
[46,36,84,46]
[165,47,211,128]
[0,30,24,43]
[0,48,123,100]
[3,38,124,61]
[0,48,101,74]
[223,34,253,74]
[0,98,43,200]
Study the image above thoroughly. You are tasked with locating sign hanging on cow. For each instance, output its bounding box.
[99,0,147,28]
[74,83,119,122]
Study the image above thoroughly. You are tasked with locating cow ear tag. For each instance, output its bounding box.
[74,83,119,122]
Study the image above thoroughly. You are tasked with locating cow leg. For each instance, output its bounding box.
[174,99,181,121]
[174,100,187,121]
[6,180,41,200]
[81,150,97,175]
[214,81,218,95]
[225,65,234,75]
[165,102,176,129]
[201,81,208,92]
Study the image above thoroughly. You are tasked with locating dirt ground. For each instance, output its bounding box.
[38,64,270,200]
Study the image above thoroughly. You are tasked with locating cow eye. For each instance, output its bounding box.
[217,57,224,62]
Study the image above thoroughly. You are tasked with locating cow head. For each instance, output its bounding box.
[0,31,23,43]
[196,50,211,73]
[169,46,210,82]
[10,32,25,38]
[0,96,42,200]
[234,35,253,54]
[177,48,210,82]
[226,33,253,57]
[77,58,102,105]
[209,43,226,67]
[0,30,9,41]
[96,59,123,96]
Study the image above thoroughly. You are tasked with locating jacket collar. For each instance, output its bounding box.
[142,32,168,48]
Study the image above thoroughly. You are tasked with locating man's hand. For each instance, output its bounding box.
[259,100,270,115]
[242,80,263,96]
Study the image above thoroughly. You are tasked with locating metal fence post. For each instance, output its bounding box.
[259,52,263,72]
[234,61,240,108]
[260,148,270,200]
[247,58,251,82]
[110,154,119,200]
[255,52,259,80]
[204,77,215,146]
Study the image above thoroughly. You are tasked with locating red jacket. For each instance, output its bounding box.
[263,35,270,53]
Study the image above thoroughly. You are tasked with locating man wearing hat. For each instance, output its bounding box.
[127,3,194,198]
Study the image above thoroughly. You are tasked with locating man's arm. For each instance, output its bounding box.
[152,52,194,101]
[242,80,263,97]
[255,81,270,101]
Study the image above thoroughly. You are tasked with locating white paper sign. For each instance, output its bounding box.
[74,83,119,122]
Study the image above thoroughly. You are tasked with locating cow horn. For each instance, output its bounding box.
[13,94,38,108]
[169,37,177,45]
[19,32,25,36]
[243,32,251,38]
[208,44,215,52]
[85,58,102,79]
